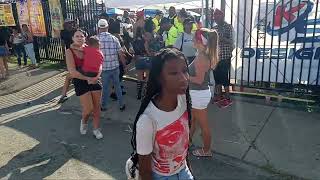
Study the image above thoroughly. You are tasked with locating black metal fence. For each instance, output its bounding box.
[224,0,320,94]
[27,0,104,62]
[7,0,319,94]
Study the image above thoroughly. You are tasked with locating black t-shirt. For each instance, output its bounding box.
[0,28,10,46]
[60,30,74,49]
[109,19,121,34]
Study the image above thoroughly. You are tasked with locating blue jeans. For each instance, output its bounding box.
[24,43,37,65]
[152,166,194,180]
[13,44,27,66]
[101,68,124,108]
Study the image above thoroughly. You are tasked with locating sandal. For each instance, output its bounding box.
[192,148,213,157]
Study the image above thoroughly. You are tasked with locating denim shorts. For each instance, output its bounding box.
[0,47,8,57]
[152,166,194,180]
[135,56,152,70]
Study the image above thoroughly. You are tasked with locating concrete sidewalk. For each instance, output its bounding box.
[0,84,281,180]
[0,78,319,179]
[58,81,320,179]
[0,63,62,96]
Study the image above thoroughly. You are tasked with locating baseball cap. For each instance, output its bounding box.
[183,18,195,25]
[136,10,144,18]
[98,19,109,28]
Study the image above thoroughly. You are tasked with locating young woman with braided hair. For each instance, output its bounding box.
[189,28,219,157]
[127,48,193,180]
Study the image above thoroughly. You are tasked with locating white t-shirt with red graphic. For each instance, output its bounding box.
[136,95,189,176]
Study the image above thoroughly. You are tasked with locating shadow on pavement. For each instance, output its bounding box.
[0,81,291,179]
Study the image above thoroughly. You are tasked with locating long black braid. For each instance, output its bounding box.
[129,48,192,177]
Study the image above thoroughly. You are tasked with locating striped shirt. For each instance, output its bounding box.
[98,32,121,71]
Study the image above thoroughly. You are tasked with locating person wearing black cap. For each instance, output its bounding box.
[174,18,197,64]
[160,17,179,47]
[152,10,163,33]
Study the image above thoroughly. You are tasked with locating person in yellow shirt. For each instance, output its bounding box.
[174,9,198,33]
[168,6,177,24]
[152,10,163,33]
[160,17,179,47]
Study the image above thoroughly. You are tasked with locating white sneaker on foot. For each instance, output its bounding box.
[80,120,88,135]
[93,129,103,139]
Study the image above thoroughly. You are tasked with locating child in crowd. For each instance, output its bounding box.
[81,36,104,79]
[72,36,104,82]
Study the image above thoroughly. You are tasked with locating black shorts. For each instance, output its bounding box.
[73,78,102,96]
[214,58,231,86]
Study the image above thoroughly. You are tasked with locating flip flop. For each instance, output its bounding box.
[192,148,213,157]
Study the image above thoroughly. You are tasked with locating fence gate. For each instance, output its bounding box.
[222,0,320,94]
[25,0,104,63]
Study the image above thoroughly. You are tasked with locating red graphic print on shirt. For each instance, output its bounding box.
[153,111,189,174]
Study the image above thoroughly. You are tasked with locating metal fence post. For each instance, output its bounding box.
[221,0,226,13]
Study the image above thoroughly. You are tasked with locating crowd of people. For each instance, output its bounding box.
[0,25,38,80]
[53,7,234,180]
[0,5,234,179]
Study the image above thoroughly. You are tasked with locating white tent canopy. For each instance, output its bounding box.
[103,0,211,10]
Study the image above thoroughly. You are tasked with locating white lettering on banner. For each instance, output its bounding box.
[225,0,320,85]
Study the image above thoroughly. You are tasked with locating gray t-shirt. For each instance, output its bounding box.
[174,32,196,58]
[188,60,210,90]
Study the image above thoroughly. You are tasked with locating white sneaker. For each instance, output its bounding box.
[93,129,103,139]
[80,120,88,135]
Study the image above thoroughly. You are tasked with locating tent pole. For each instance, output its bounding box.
[221,0,226,13]
[211,0,214,28]
[201,0,204,25]
[205,0,209,28]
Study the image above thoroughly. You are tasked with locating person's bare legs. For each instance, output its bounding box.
[0,57,6,79]
[190,109,198,142]
[216,85,222,95]
[58,73,72,103]
[91,90,102,129]
[3,56,9,75]
[224,85,230,99]
[193,108,212,153]
[62,73,72,96]
[79,92,93,124]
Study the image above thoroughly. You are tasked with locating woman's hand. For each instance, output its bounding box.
[87,76,100,84]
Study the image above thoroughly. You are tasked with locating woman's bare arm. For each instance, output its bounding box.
[138,154,152,180]
[65,49,91,81]
[27,32,33,42]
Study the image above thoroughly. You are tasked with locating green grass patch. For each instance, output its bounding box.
[39,62,65,70]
